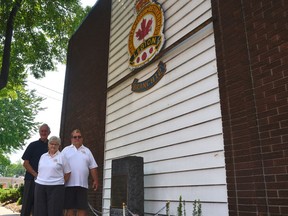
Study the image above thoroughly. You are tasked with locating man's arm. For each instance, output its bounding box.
[23,160,38,178]
[90,168,99,191]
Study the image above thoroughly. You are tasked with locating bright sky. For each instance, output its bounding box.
[9,0,98,163]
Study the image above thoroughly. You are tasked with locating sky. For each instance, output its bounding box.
[9,0,98,163]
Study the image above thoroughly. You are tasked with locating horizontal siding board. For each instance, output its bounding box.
[103,179,111,190]
[164,0,206,34]
[145,201,228,216]
[166,10,212,48]
[109,26,131,60]
[103,177,111,190]
[110,3,133,33]
[106,135,224,162]
[107,60,217,124]
[164,0,195,19]
[106,118,223,151]
[106,89,219,138]
[108,48,128,68]
[102,199,111,213]
[108,49,128,72]
[144,185,227,202]
[144,168,226,187]
[110,0,132,28]
[109,18,133,55]
[144,152,225,175]
[164,1,212,49]
[108,88,219,135]
[106,61,217,132]
[101,197,230,215]
[103,179,227,202]
[106,71,219,127]
[106,103,221,142]
[103,188,111,199]
[109,58,130,79]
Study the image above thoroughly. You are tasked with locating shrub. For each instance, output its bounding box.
[0,186,22,204]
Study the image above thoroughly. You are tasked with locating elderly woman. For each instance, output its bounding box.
[34,136,71,216]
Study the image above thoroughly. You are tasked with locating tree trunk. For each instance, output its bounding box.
[0,0,22,90]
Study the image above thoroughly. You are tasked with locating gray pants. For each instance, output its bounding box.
[34,183,65,216]
[21,180,35,216]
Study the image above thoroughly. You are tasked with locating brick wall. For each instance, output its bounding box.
[212,1,288,215]
[60,0,111,212]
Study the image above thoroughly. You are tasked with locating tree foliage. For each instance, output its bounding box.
[0,151,10,176]
[0,156,25,177]
[0,0,90,153]
[0,89,44,153]
[0,0,90,95]
[7,160,26,177]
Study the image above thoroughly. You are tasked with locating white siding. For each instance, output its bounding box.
[104,0,228,215]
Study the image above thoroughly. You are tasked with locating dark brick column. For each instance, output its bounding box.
[60,0,112,213]
[212,1,288,215]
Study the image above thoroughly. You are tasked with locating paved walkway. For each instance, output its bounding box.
[0,206,20,216]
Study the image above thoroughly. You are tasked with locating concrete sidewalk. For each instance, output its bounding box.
[0,206,20,216]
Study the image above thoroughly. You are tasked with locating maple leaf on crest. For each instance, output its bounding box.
[136,18,153,41]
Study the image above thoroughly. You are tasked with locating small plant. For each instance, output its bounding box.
[166,196,202,216]
[183,200,186,216]
[177,196,186,216]
[192,199,202,216]
[166,201,170,216]
[177,195,183,216]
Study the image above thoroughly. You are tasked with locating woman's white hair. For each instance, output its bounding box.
[48,136,61,145]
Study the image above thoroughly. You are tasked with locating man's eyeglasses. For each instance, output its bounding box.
[73,136,82,139]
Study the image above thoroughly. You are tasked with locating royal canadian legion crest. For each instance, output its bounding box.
[128,0,165,70]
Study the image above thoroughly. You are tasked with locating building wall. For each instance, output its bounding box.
[104,0,228,215]
[0,177,24,188]
[212,1,288,215]
[60,0,111,211]
[61,0,288,215]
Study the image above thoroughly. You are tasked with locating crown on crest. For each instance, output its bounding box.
[135,0,150,13]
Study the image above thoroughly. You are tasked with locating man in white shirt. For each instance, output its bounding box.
[62,129,99,216]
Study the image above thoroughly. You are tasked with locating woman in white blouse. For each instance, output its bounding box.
[34,136,71,216]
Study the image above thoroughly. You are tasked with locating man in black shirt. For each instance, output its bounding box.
[20,123,50,216]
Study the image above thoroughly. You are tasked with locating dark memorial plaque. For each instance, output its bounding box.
[111,175,127,208]
[110,156,144,216]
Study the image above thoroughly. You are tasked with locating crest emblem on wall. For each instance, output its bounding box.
[128,0,165,70]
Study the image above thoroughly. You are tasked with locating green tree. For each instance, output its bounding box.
[6,160,25,177]
[0,0,90,153]
[0,151,10,176]
[0,0,89,93]
[0,89,44,152]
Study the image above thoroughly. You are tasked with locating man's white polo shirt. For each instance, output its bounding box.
[62,144,98,189]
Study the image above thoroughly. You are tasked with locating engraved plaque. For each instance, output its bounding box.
[110,156,143,216]
[111,175,127,208]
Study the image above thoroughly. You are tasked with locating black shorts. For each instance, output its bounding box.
[64,186,88,210]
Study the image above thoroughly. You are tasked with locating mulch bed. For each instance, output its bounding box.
[0,202,21,213]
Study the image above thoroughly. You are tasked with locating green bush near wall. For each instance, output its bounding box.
[0,184,23,205]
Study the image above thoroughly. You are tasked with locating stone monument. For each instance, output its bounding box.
[110,156,144,216]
